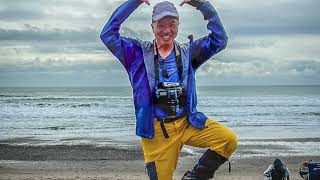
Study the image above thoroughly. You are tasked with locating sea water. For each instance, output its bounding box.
[1,86,320,149]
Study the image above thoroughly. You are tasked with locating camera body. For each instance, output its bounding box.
[155,82,183,115]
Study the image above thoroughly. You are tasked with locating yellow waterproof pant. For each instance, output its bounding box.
[141,116,237,180]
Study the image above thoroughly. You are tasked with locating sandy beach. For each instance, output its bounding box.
[1,138,319,180]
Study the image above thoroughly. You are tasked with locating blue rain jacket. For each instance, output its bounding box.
[100,0,228,139]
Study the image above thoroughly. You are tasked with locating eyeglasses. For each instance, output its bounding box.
[155,22,179,29]
[158,59,168,78]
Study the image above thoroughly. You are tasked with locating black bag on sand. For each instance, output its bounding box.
[271,159,285,180]
[271,167,285,180]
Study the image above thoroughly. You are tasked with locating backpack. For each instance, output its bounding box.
[271,166,285,180]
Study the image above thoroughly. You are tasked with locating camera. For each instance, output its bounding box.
[155,82,183,115]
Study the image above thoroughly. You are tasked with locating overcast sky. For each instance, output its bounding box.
[0,0,319,87]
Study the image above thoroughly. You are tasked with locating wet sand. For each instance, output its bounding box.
[0,138,319,180]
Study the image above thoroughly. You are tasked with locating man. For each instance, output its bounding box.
[100,0,237,179]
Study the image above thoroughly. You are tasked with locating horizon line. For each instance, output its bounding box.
[1,84,320,88]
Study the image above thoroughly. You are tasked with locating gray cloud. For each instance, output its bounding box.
[0,0,320,86]
[220,0,320,35]
[0,1,47,21]
[0,70,130,87]
[196,59,320,85]
[0,57,129,87]
[198,58,320,77]
[1,0,319,36]
[0,41,104,55]
[0,26,99,42]
[2,58,319,87]
[287,60,320,74]
[120,27,153,40]
[0,0,119,21]
[226,38,276,51]
[0,56,121,72]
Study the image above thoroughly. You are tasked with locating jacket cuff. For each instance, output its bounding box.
[135,0,144,5]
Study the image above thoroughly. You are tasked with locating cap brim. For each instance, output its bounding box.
[152,12,179,22]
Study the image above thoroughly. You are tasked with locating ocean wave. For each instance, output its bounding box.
[234,124,303,127]
[206,112,320,117]
[252,113,271,116]
[300,112,320,116]
[41,126,67,130]
[0,95,30,97]
[1,102,134,108]
[1,96,132,100]
[5,103,316,109]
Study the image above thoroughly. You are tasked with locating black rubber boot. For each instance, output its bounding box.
[181,149,227,180]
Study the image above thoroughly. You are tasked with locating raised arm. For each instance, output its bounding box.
[100,0,148,69]
[263,164,273,177]
[181,0,228,70]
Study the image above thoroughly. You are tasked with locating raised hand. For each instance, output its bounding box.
[180,0,192,6]
[140,0,150,5]
[180,0,206,8]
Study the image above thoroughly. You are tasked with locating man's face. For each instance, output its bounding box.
[152,17,179,47]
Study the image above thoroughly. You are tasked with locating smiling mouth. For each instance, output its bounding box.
[162,35,171,40]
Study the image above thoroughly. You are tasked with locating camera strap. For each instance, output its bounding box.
[153,40,184,139]
[153,40,183,85]
[159,120,169,138]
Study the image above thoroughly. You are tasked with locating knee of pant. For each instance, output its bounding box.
[209,130,238,159]
[226,130,238,154]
